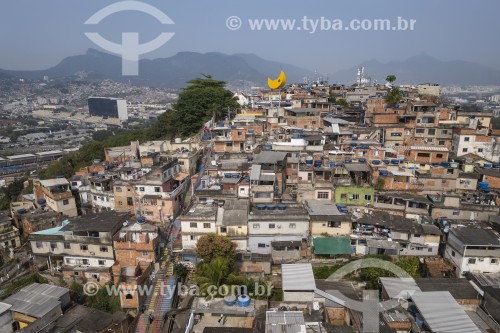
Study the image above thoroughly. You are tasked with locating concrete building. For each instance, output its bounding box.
[33,178,78,217]
[445,228,500,277]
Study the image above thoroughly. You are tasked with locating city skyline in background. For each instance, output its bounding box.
[1,0,500,74]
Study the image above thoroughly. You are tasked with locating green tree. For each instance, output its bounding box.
[386,86,403,106]
[92,130,114,141]
[195,233,237,263]
[195,256,232,298]
[386,75,397,83]
[155,75,238,139]
[396,256,421,278]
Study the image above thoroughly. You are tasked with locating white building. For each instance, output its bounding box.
[444,228,500,277]
[417,83,440,97]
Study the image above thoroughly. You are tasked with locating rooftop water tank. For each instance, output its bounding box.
[344,159,352,164]
[358,158,366,163]
[237,295,251,307]
[224,295,237,306]
[305,156,313,165]
[329,162,336,168]
[391,159,399,165]
[137,216,146,224]
[17,209,27,215]
[383,159,390,164]
[277,204,287,210]
[267,204,276,211]
[484,163,493,169]
[37,199,46,205]
[372,160,381,165]
[314,160,322,167]
[479,182,489,189]
[256,204,267,211]
[441,162,451,167]
[379,170,388,176]
[493,163,500,169]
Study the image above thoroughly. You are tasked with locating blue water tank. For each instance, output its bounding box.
[292,133,300,139]
[17,209,27,215]
[441,162,451,167]
[277,204,287,210]
[245,176,250,182]
[238,295,251,307]
[256,204,267,211]
[306,157,313,165]
[224,174,231,178]
[329,162,336,168]
[493,163,500,169]
[391,159,399,165]
[232,174,239,178]
[379,170,388,176]
[314,160,322,167]
[137,216,146,224]
[484,163,493,169]
[267,204,276,210]
[345,159,352,164]
[383,159,390,164]
[482,188,491,193]
[479,182,489,189]
[372,160,380,165]
[359,158,366,163]
[350,143,357,147]
[56,175,65,179]
[37,199,46,205]
[224,295,236,306]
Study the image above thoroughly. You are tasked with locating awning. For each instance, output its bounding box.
[390,170,414,177]
[313,237,352,255]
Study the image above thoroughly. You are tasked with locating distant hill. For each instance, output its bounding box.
[0,49,313,88]
[2,50,500,87]
[331,53,500,86]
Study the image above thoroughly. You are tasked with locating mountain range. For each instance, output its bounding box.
[1,49,500,88]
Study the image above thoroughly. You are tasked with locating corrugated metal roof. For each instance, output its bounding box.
[313,237,352,255]
[250,164,261,181]
[389,170,414,177]
[39,178,69,187]
[379,277,421,299]
[266,311,306,333]
[411,291,481,333]
[3,283,68,318]
[282,264,316,291]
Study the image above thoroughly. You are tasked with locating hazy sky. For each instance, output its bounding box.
[1,0,500,73]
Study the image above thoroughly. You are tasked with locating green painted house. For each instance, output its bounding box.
[334,185,374,205]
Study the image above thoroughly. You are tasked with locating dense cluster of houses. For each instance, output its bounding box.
[4,81,500,332]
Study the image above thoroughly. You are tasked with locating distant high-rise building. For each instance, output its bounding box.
[87,97,128,121]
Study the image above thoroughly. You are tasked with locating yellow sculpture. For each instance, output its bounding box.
[267,70,286,90]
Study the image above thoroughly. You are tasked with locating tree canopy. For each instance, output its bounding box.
[195,233,237,263]
[153,75,238,139]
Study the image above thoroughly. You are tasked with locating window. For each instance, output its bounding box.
[190,235,196,241]
[50,242,58,250]
[317,191,329,199]
[417,153,430,158]
[352,194,359,200]
[100,246,108,252]
[340,194,347,200]
[328,221,341,228]
[139,187,145,192]
[416,128,425,134]
[220,227,227,233]
[118,201,123,205]
[203,223,211,229]
[253,223,260,229]
[91,273,99,279]
[436,154,443,158]
[452,211,460,216]
[427,129,436,135]
[312,121,317,125]
[451,250,455,257]
[80,244,88,251]
[289,223,296,229]
[126,294,133,299]
[190,222,197,228]
[82,259,89,265]
[116,187,122,192]
[491,259,498,264]
[63,199,69,205]
[142,251,148,256]
[468,258,476,264]
[64,243,71,249]
[413,234,420,238]
[464,137,470,142]
[98,260,105,266]
[365,195,372,201]
[438,140,445,145]
[269,223,276,229]
[237,131,242,136]
[127,197,133,206]
[226,142,233,147]
[478,148,483,153]
[428,248,433,252]
[154,187,161,193]
[93,195,97,200]
[462,148,468,153]
[74,272,79,276]
[258,243,266,248]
